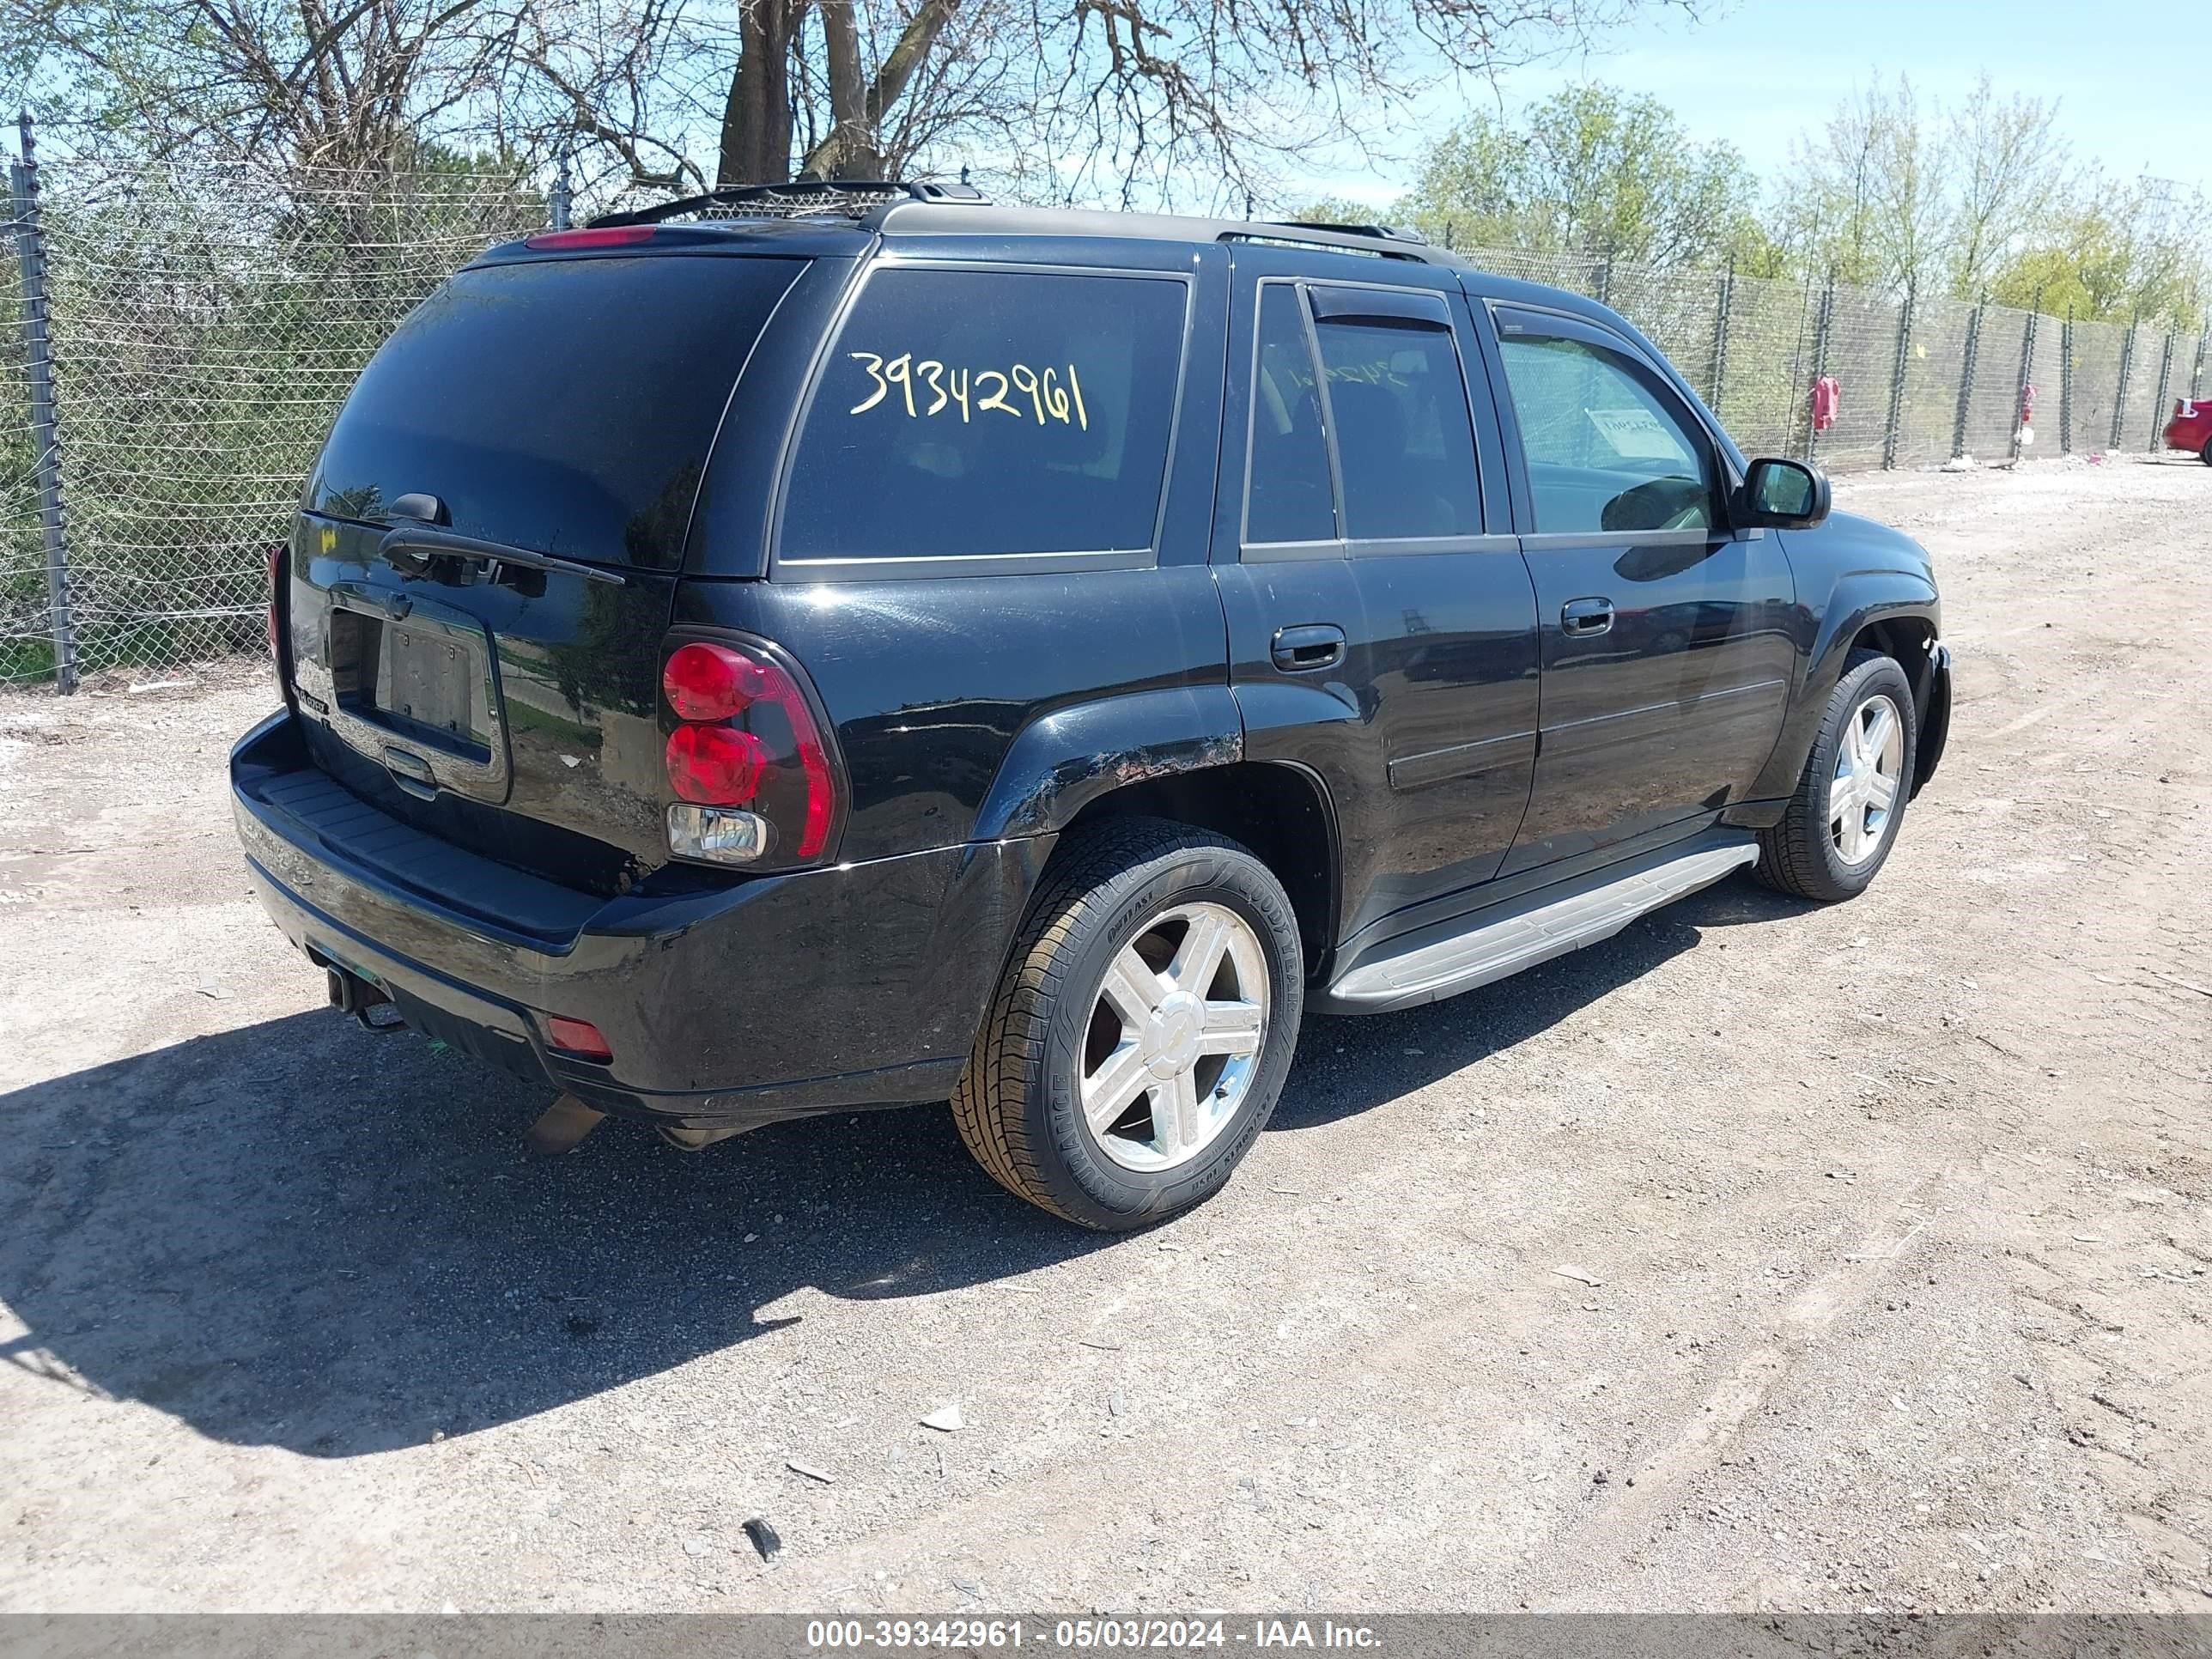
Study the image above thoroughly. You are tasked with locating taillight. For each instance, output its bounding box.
[524,225,657,251]
[660,636,842,866]
[264,543,284,661]
[666,723,772,803]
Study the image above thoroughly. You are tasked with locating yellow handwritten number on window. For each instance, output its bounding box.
[848,354,1085,430]
[848,351,887,414]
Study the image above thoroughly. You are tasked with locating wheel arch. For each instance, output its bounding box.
[1741,575,1943,806]
[1053,761,1341,982]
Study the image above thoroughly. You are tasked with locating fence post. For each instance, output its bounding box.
[1881,288,1914,470]
[1707,255,1734,411]
[1951,292,1984,461]
[549,150,572,231]
[9,113,78,692]
[1781,269,1818,458]
[1806,273,1836,464]
[2059,309,2074,454]
[2109,317,2136,453]
[2148,327,2174,452]
[2192,331,2207,400]
[2009,290,2040,465]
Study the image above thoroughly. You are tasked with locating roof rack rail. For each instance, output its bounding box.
[1267,219,1429,246]
[1218,220,1438,263]
[591,178,988,229]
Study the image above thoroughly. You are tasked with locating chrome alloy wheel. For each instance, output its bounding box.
[1831,692,1905,866]
[1079,902,1269,1173]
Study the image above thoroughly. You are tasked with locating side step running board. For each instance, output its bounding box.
[1321,840,1759,1014]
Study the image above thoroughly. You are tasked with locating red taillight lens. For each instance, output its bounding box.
[523,225,657,251]
[544,1015,613,1061]
[665,723,773,804]
[660,635,842,864]
[663,641,772,722]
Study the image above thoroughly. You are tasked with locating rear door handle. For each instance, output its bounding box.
[1561,598,1613,636]
[1272,623,1346,672]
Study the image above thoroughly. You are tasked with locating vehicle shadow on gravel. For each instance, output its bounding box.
[0,875,1810,1459]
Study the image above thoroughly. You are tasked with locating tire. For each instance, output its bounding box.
[1756,648,1919,902]
[951,817,1304,1230]
[2199,437,2211,466]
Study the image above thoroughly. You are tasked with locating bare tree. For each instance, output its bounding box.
[3,0,517,173]
[1779,75,1951,297]
[509,0,714,189]
[1946,73,2066,301]
[594,0,1698,201]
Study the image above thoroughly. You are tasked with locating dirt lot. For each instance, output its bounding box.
[1,457,2207,1615]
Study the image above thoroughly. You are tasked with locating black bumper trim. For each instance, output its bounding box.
[232,710,1033,1129]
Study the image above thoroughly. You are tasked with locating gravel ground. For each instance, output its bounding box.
[1,457,2207,1615]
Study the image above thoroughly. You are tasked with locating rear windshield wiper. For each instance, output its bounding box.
[378,524,627,587]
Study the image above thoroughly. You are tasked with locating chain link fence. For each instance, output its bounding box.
[1478,244,2208,481]
[6,137,2210,688]
[3,136,548,685]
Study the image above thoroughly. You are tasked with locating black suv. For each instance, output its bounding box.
[232,182,1952,1229]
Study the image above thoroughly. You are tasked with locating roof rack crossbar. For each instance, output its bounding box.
[591,178,987,228]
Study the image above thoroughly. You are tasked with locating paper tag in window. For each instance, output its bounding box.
[1586,406,1681,460]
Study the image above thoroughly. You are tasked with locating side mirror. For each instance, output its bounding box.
[1740,457,1831,529]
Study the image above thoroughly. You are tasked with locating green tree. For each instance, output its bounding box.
[1395,85,1771,269]
[1989,173,2209,329]
[1775,74,1951,296]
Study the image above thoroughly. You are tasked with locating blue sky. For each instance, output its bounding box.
[1288,0,2208,208]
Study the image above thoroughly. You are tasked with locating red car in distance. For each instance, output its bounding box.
[2166,397,2212,464]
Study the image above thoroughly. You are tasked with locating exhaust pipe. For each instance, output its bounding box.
[325,965,405,1032]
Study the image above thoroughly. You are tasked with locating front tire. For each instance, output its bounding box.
[1757,648,1919,902]
[2199,437,2211,466]
[951,817,1304,1230]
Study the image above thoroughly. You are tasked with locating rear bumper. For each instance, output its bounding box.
[232,710,1045,1128]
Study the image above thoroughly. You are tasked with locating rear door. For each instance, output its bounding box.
[1476,302,1796,875]
[283,248,813,884]
[1212,247,1539,951]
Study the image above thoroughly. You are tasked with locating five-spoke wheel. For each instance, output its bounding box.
[1080,902,1269,1172]
[1759,647,1920,902]
[1829,691,1904,866]
[952,819,1304,1230]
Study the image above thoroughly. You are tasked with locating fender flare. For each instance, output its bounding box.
[1744,571,1942,805]
[972,684,1245,842]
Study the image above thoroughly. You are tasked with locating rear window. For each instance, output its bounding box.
[310,254,803,568]
[778,267,1188,567]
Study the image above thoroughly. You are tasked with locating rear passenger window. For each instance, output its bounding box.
[781,267,1188,564]
[1245,284,1336,544]
[1315,318,1481,540]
